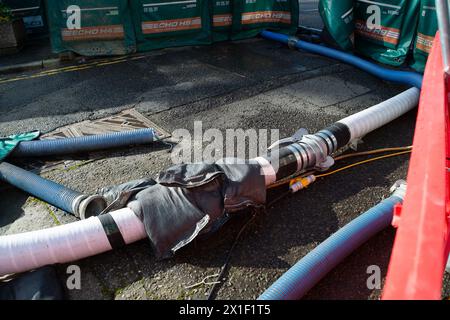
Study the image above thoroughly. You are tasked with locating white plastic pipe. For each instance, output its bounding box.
[0,89,421,276]
[436,0,450,74]
[338,87,420,141]
[0,208,146,276]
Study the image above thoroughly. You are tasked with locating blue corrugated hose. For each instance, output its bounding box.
[11,128,156,158]
[258,194,403,300]
[0,162,83,214]
[260,30,423,89]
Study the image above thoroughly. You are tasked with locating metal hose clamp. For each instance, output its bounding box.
[318,129,338,154]
[301,135,328,167]
[287,36,299,50]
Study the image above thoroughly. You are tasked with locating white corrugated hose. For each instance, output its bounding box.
[338,87,420,141]
[0,208,146,276]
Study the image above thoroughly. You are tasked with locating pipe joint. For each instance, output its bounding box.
[287,36,300,50]
[390,180,407,200]
[300,134,329,168]
[72,194,107,220]
[317,129,338,154]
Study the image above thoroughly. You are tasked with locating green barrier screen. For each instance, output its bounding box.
[411,0,438,72]
[355,0,407,49]
[212,0,233,42]
[130,0,211,52]
[232,0,299,40]
[354,0,420,66]
[46,0,135,56]
[319,0,354,51]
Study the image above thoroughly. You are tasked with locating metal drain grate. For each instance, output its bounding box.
[41,109,170,140]
[21,109,171,174]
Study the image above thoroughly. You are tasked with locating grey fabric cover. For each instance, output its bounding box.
[97,178,156,204]
[123,160,266,259]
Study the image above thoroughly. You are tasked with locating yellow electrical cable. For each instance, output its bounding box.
[333,146,412,161]
[267,171,315,189]
[267,146,413,189]
[315,150,412,178]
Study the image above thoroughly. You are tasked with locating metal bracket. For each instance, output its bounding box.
[315,156,335,172]
[349,138,363,151]
[267,128,308,151]
[390,179,408,199]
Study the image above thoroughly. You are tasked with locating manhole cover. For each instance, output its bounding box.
[42,109,170,140]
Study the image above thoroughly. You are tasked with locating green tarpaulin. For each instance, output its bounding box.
[212,0,233,42]
[354,0,420,66]
[44,0,300,56]
[130,0,211,52]
[46,0,136,56]
[231,0,299,40]
[0,131,40,162]
[319,0,354,51]
[410,0,438,72]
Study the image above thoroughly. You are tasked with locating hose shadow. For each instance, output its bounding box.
[0,186,27,232]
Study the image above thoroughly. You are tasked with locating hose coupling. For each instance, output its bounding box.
[287,36,300,50]
[390,180,407,200]
[72,194,108,220]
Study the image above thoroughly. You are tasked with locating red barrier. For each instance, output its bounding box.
[383,32,450,300]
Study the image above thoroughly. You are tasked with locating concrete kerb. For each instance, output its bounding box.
[0,58,61,75]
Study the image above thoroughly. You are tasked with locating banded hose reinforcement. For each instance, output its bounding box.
[46,0,136,56]
[231,0,299,41]
[10,128,157,158]
[256,123,350,184]
[354,0,421,67]
[0,208,146,276]
[98,213,127,249]
[255,88,420,186]
[130,0,211,52]
[0,162,106,219]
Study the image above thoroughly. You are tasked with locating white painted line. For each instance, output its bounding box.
[341,7,354,19]
[143,0,197,7]
[10,7,40,12]
[60,7,119,13]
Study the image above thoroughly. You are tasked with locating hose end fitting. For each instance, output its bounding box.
[390,180,407,200]
[73,195,107,220]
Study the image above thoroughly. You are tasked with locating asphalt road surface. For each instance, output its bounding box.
[0,4,448,300]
